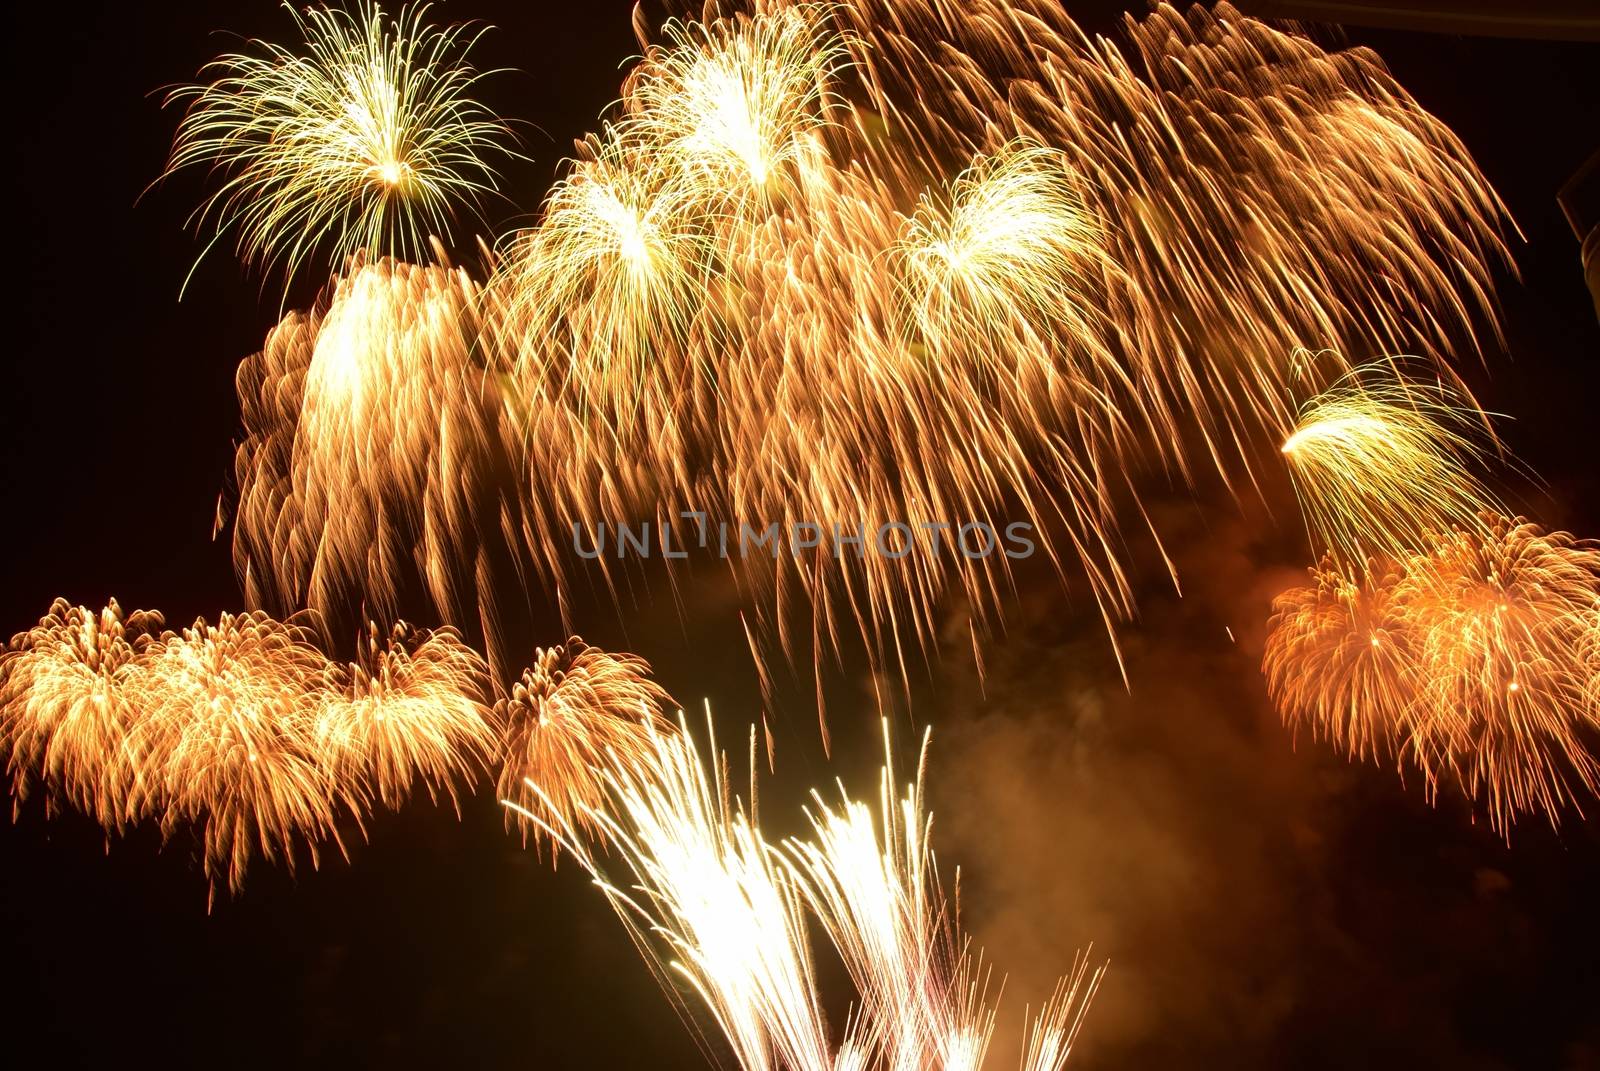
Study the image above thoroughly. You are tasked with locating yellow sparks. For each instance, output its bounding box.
[1282,365,1500,568]
[512,714,1102,1070]
[629,5,849,201]
[161,1,513,294]
[314,623,496,811]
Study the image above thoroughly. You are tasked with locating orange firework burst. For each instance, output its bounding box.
[124,612,345,897]
[457,0,1509,716]
[0,599,163,827]
[495,637,675,846]
[1264,557,1420,765]
[1397,516,1600,832]
[192,0,1515,726]
[1265,515,1600,835]
[3,596,691,895]
[834,0,1508,473]
[314,623,496,811]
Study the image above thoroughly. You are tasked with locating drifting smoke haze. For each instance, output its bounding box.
[927,502,1600,1069]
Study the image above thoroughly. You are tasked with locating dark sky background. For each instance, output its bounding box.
[2,2,1598,1068]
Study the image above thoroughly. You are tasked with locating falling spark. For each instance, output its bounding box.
[627,4,849,201]
[161,1,513,293]
[123,611,344,898]
[1264,515,1600,835]
[464,0,1510,715]
[194,0,1514,721]
[232,256,531,674]
[0,599,163,827]
[1281,365,1500,568]
[493,132,709,423]
[315,622,496,811]
[1263,556,1418,765]
[1397,516,1600,833]
[513,713,1102,1070]
[3,599,677,895]
[495,637,675,847]
[833,0,1509,477]
[893,140,1126,395]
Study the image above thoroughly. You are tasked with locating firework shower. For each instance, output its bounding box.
[3,1,1597,1067]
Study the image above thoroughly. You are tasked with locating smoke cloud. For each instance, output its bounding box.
[924,503,1600,1069]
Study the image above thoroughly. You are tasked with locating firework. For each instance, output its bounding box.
[783,722,993,1068]
[3,594,703,891]
[314,623,495,811]
[463,0,1510,713]
[203,0,1514,717]
[626,5,849,203]
[833,0,1508,475]
[1263,556,1418,764]
[1396,516,1600,833]
[495,638,674,847]
[1265,515,1600,834]
[161,1,513,293]
[713,131,1142,701]
[494,132,709,424]
[514,715,1102,1070]
[232,256,531,674]
[0,599,163,827]
[2,590,698,890]
[892,139,1127,397]
[124,612,345,897]
[1281,366,1499,567]
[1018,964,1107,1071]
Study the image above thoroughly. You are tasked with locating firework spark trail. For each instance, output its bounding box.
[495,637,676,847]
[175,1,1514,716]
[488,131,708,591]
[1262,556,1416,765]
[496,132,708,422]
[514,714,1103,1070]
[734,135,1144,698]
[485,6,855,595]
[0,599,163,828]
[628,4,852,207]
[486,5,1146,705]
[825,0,1507,472]
[2,599,668,896]
[1264,516,1600,835]
[1281,364,1502,569]
[123,611,345,898]
[161,1,513,294]
[891,140,1132,406]
[315,622,497,812]
[1397,517,1600,832]
[460,0,1510,714]
[688,8,1145,690]
[784,722,997,1069]
[232,256,534,675]
[787,725,1103,1071]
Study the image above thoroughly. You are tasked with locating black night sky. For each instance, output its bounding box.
[3,3,1598,1068]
